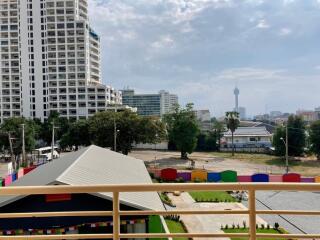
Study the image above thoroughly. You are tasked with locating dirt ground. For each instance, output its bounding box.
[129,150,320,176]
[130,150,284,175]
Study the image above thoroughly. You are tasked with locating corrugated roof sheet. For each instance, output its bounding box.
[224,127,271,137]
[0,145,164,211]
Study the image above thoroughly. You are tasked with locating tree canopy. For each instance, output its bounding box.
[164,103,200,159]
[309,120,320,160]
[273,115,306,157]
[89,110,165,155]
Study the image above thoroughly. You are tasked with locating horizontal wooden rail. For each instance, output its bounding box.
[120,209,250,215]
[0,183,319,240]
[0,211,113,218]
[0,183,320,195]
[0,234,113,239]
[0,233,319,239]
[256,210,320,215]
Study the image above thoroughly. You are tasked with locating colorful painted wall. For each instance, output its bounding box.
[155,167,318,183]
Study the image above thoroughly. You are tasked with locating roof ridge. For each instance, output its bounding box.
[57,145,93,182]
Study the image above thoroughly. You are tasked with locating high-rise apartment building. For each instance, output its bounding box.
[0,0,121,122]
[121,89,178,117]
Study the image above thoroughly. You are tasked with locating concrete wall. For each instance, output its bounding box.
[133,142,168,150]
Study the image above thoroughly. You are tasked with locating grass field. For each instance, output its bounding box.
[148,216,188,240]
[189,191,237,202]
[165,219,188,240]
[209,152,280,164]
[223,228,287,240]
[209,152,320,176]
[148,216,166,240]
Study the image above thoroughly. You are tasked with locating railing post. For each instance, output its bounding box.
[249,189,256,240]
[113,191,120,240]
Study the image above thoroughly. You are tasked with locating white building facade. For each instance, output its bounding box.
[222,127,272,149]
[0,0,121,122]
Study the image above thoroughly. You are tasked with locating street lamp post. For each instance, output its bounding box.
[21,124,26,166]
[154,134,158,161]
[51,122,59,161]
[114,106,117,152]
[280,124,289,173]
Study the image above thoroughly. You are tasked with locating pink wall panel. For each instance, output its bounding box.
[269,175,283,182]
[237,175,252,182]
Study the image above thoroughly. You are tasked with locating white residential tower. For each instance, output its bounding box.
[0,0,121,122]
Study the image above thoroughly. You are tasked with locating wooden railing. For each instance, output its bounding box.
[0,183,320,239]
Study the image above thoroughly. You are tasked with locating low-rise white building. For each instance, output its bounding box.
[222,127,272,149]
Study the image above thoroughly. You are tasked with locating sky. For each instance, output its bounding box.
[88,0,320,118]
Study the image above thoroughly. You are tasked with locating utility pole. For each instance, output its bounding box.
[8,132,15,167]
[114,106,117,152]
[21,124,26,167]
[285,124,289,174]
[51,121,55,161]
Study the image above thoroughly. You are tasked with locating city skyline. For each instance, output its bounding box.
[88,0,320,117]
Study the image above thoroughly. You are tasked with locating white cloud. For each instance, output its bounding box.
[215,68,286,81]
[256,19,270,29]
[279,27,292,36]
[151,35,175,49]
[87,0,320,116]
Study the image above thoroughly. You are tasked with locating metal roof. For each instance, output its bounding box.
[0,145,164,211]
[224,127,272,137]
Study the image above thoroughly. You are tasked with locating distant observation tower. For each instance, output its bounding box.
[234,86,239,112]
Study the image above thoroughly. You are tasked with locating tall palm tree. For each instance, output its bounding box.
[225,112,240,156]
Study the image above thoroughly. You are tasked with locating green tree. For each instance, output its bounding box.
[39,112,70,146]
[59,119,91,150]
[164,103,200,159]
[273,115,306,157]
[225,112,240,156]
[272,126,286,156]
[0,117,36,167]
[212,119,225,151]
[89,110,164,155]
[309,120,320,160]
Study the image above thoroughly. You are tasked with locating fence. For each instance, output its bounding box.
[0,183,320,239]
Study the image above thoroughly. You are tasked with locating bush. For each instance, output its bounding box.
[237,224,240,229]
[194,178,202,183]
[232,223,235,229]
[176,177,185,183]
[267,224,270,230]
[261,224,265,229]
[274,222,280,231]
[256,224,259,229]
[225,224,229,229]
[242,221,247,229]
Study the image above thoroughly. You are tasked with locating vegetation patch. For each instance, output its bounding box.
[148,215,166,240]
[149,215,189,240]
[165,215,189,240]
[222,222,288,240]
[189,191,238,202]
[160,192,175,207]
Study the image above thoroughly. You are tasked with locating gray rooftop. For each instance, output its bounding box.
[224,127,272,137]
[0,145,164,211]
